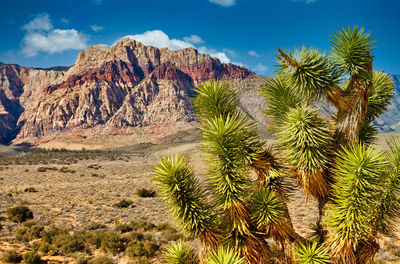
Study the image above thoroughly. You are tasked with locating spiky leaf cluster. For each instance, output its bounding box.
[153,155,217,240]
[293,240,330,264]
[325,144,387,260]
[367,71,395,120]
[192,80,238,120]
[260,75,301,127]
[276,47,340,102]
[330,26,375,75]
[164,240,200,264]
[371,138,400,237]
[205,247,245,264]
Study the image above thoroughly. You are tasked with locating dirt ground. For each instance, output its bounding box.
[1,134,400,263]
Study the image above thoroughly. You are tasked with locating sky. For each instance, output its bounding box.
[0,0,399,75]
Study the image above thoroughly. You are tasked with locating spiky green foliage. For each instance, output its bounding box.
[250,188,284,229]
[325,144,387,261]
[277,104,332,199]
[276,47,341,102]
[371,138,400,237]
[164,240,200,264]
[278,104,332,171]
[205,247,245,264]
[260,74,301,127]
[153,155,219,245]
[358,122,378,145]
[293,240,330,264]
[250,188,294,245]
[367,71,395,120]
[192,80,238,120]
[199,113,261,234]
[330,26,375,75]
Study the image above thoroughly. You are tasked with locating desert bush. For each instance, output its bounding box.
[24,187,37,192]
[87,256,114,264]
[41,226,69,244]
[22,251,41,264]
[100,231,127,254]
[154,26,399,264]
[115,223,133,233]
[86,222,107,231]
[112,199,133,208]
[136,188,156,198]
[7,206,33,223]
[74,253,93,264]
[1,250,22,263]
[15,223,44,242]
[37,166,58,172]
[49,231,88,256]
[126,240,159,258]
[59,167,76,173]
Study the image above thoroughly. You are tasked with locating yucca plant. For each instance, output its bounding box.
[164,240,200,264]
[153,25,398,264]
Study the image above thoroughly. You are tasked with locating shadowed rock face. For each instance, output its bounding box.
[0,39,266,145]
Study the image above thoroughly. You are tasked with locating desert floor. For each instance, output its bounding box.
[1,133,400,263]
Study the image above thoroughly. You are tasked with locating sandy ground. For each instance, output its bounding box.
[1,134,400,263]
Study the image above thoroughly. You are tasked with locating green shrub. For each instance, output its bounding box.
[52,232,87,255]
[15,223,44,242]
[41,226,69,244]
[7,206,33,223]
[22,251,41,264]
[75,253,93,264]
[1,250,22,263]
[126,240,159,258]
[85,222,107,231]
[87,256,114,264]
[37,241,56,254]
[115,223,133,233]
[123,231,144,241]
[112,199,133,208]
[100,232,127,254]
[136,188,156,198]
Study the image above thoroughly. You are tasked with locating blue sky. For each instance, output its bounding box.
[0,0,399,75]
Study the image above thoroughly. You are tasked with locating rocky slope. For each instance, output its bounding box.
[0,39,266,145]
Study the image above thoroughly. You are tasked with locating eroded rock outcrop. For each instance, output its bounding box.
[0,39,266,145]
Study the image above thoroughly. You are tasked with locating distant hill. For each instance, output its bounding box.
[374,74,400,131]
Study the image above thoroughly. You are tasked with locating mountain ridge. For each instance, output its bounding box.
[0,39,266,146]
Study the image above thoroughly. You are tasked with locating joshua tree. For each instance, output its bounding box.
[153,26,398,264]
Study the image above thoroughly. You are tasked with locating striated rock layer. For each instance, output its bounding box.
[0,39,266,145]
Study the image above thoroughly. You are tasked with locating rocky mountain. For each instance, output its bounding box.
[0,39,266,146]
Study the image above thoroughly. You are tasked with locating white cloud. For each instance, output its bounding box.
[22,14,52,32]
[22,14,88,57]
[183,35,204,44]
[209,0,236,6]
[248,50,259,57]
[121,30,194,50]
[90,25,104,32]
[253,63,268,74]
[198,46,230,63]
[119,30,232,64]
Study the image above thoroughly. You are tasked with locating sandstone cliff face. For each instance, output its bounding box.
[0,39,265,145]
